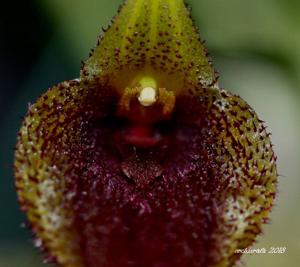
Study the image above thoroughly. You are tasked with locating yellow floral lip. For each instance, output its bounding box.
[14,1,277,267]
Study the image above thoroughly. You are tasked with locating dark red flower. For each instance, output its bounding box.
[14,1,277,266]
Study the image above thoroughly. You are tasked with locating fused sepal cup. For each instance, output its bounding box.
[14,1,277,267]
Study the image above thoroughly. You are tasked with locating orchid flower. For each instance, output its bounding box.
[14,1,277,266]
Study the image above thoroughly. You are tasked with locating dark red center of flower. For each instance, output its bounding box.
[64,85,225,267]
[121,124,162,148]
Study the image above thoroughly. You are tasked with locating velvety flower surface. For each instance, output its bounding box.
[14,1,277,267]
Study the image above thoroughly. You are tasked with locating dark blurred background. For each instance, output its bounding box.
[0,0,299,266]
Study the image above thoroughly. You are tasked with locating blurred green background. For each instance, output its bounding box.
[0,0,299,266]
